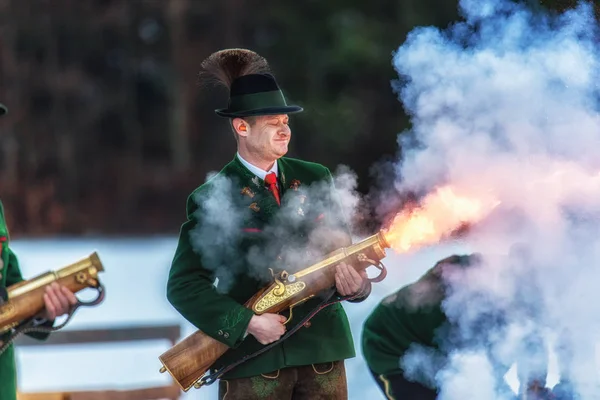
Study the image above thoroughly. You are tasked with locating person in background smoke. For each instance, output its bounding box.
[0,103,79,400]
[505,244,596,400]
[166,49,371,400]
[361,252,555,400]
[551,327,600,399]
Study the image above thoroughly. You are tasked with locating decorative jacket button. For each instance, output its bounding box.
[224,332,229,338]
[218,330,223,336]
[304,321,311,328]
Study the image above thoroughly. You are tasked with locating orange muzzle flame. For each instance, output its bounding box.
[382,186,500,253]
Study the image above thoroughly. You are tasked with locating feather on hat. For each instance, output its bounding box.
[199,48,303,118]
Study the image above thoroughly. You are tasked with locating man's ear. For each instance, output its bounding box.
[232,118,249,137]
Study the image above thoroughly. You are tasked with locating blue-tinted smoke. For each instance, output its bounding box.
[391,0,600,398]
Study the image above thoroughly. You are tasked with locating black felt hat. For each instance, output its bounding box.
[200,48,303,118]
[215,73,303,118]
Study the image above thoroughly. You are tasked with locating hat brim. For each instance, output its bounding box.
[215,105,303,118]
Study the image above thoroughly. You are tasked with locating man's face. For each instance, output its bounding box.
[242,114,291,161]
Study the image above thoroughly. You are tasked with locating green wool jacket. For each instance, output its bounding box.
[361,254,479,378]
[0,201,51,400]
[167,155,367,380]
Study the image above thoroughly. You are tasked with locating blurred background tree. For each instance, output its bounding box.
[0,0,596,236]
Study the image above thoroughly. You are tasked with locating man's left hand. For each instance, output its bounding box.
[335,262,368,297]
[41,282,78,321]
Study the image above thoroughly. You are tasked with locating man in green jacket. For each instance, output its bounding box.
[362,253,553,400]
[0,103,79,400]
[166,49,371,400]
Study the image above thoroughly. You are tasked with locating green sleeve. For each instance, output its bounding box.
[0,201,23,287]
[4,247,24,287]
[322,167,372,303]
[4,234,53,341]
[166,192,254,348]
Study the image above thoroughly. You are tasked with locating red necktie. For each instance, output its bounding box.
[264,172,281,206]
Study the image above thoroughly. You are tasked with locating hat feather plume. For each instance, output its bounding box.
[199,48,271,89]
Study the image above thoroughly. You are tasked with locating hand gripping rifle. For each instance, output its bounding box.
[158,231,390,392]
[0,252,106,354]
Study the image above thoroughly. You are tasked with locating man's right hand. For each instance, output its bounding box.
[247,313,286,345]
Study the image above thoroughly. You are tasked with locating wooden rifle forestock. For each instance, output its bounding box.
[158,231,390,392]
[0,252,105,333]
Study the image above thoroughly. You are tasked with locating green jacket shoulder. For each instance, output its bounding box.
[278,157,331,180]
[0,200,9,237]
[182,162,240,217]
[361,253,482,376]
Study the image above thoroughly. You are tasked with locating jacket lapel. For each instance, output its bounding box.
[277,158,287,199]
[223,156,310,225]
[277,158,307,217]
[225,157,280,224]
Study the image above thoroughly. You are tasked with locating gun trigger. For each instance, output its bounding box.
[282,308,293,325]
[281,295,313,325]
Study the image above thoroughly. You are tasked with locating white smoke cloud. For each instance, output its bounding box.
[437,351,505,400]
[188,165,363,293]
[188,172,251,293]
[389,0,600,398]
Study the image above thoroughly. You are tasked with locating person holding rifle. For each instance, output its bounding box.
[0,102,78,400]
[166,49,371,399]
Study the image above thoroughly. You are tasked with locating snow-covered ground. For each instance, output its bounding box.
[10,236,530,399]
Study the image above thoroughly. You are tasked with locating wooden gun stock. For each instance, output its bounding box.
[0,252,105,334]
[159,231,390,392]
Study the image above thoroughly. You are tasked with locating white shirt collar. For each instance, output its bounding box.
[236,152,278,181]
